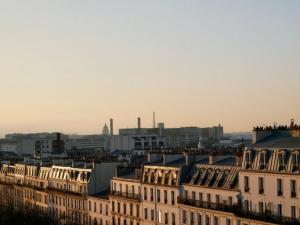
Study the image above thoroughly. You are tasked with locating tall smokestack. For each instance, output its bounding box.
[138,117,141,129]
[110,118,114,136]
[153,112,156,128]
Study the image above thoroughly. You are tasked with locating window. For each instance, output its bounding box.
[123,203,126,214]
[117,202,120,213]
[144,208,148,220]
[244,200,249,211]
[205,215,210,225]
[244,176,249,192]
[213,216,218,225]
[207,194,211,203]
[258,177,264,194]
[136,205,140,217]
[228,197,232,206]
[291,180,297,198]
[144,187,147,200]
[197,214,202,225]
[190,212,194,225]
[151,209,156,221]
[258,202,264,213]
[277,204,282,217]
[277,179,283,196]
[199,193,203,201]
[172,213,176,225]
[182,210,187,224]
[94,202,97,212]
[192,192,196,201]
[226,219,231,225]
[291,206,296,219]
[130,204,133,216]
[171,191,175,205]
[164,190,168,204]
[100,203,102,213]
[112,201,115,212]
[150,188,154,202]
[215,195,220,204]
[292,153,299,171]
[165,212,169,225]
[278,153,286,171]
[157,189,161,202]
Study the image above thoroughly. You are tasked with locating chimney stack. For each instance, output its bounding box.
[153,112,156,128]
[138,117,141,129]
[110,118,114,136]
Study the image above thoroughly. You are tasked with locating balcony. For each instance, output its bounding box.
[178,197,300,225]
[109,191,142,201]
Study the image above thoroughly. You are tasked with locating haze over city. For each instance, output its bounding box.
[1,0,300,137]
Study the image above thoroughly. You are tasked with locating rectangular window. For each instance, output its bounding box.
[144,187,147,200]
[291,206,296,219]
[258,202,264,213]
[144,208,148,220]
[199,193,203,201]
[171,191,175,205]
[215,195,220,204]
[172,213,176,225]
[291,180,297,198]
[258,177,264,194]
[228,197,233,206]
[136,205,140,217]
[117,202,120,213]
[151,209,155,221]
[165,212,169,225]
[182,210,187,224]
[164,190,168,204]
[192,192,196,201]
[123,203,126,214]
[226,219,231,225]
[157,189,161,202]
[197,214,202,225]
[244,176,249,192]
[277,179,283,196]
[207,194,211,203]
[205,215,210,225]
[277,204,282,217]
[130,204,133,216]
[190,212,194,225]
[244,200,249,211]
[150,188,154,202]
[214,217,218,225]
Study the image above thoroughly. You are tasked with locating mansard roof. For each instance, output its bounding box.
[188,165,240,191]
[252,135,300,149]
[242,148,300,173]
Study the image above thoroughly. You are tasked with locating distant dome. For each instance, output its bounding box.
[102,123,109,135]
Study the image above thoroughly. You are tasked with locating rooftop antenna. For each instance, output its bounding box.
[153,112,156,128]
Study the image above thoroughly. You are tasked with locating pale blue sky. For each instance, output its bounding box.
[0,0,299,136]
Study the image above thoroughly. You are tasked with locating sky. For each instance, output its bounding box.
[0,0,300,137]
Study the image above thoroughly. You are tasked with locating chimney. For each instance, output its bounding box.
[138,117,141,129]
[110,118,114,136]
[153,112,156,128]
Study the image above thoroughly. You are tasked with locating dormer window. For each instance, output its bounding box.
[260,151,267,170]
[292,152,299,172]
[245,151,252,169]
[278,152,286,171]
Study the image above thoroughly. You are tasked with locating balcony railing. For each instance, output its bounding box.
[291,192,297,198]
[178,197,300,225]
[109,191,142,201]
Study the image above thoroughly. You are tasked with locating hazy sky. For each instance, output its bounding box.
[1,0,300,136]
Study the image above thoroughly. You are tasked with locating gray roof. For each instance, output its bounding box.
[252,136,300,149]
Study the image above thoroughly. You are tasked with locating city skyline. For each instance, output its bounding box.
[1,0,300,137]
